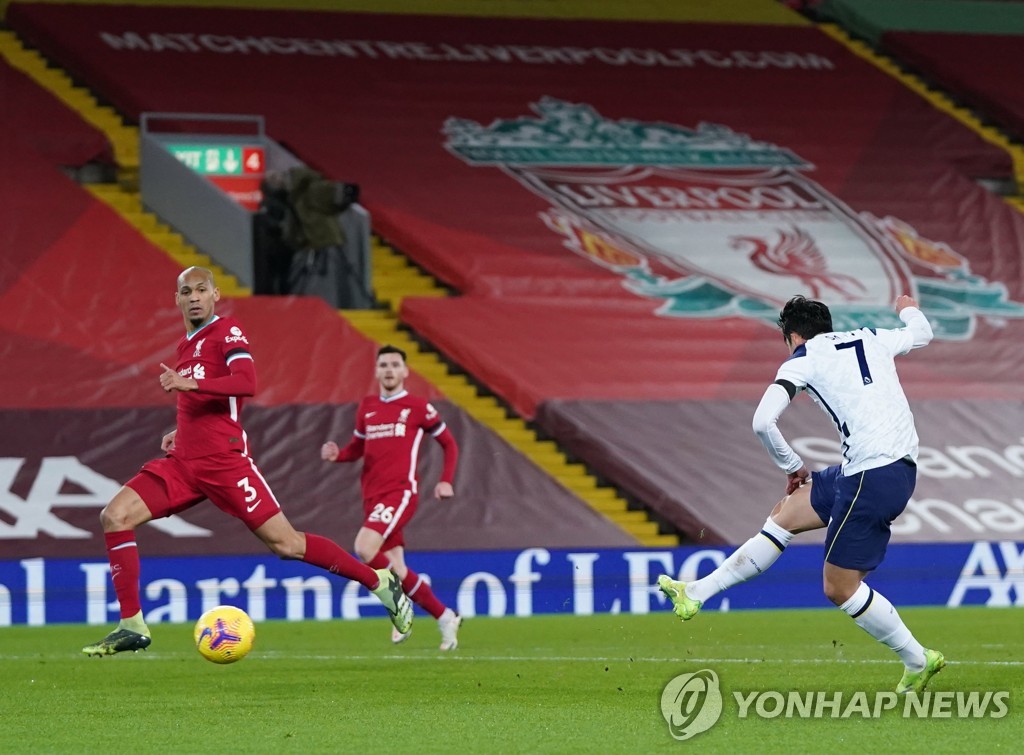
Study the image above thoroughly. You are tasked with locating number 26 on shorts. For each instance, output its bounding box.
[368,503,395,523]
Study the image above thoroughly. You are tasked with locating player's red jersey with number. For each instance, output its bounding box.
[171,315,254,459]
[352,391,447,500]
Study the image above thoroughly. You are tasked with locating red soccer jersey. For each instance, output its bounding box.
[170,315,254,459]
[350,390,449,500]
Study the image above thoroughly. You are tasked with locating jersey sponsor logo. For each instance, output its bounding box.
[425,403,438,420]
[445,98,1024,340]
[192,338,206,358]
[193,364,206,380]
[366,411,377,418]
[225,325,249,345]
[366,423,399,439]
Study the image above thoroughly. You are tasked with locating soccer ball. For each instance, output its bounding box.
[193,605,255,664]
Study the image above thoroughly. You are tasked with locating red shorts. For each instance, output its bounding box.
[362,490,418,551]
[126,451,282,531]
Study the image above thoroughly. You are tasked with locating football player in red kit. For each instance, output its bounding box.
[82,267,412,656]
[321,345,461,650]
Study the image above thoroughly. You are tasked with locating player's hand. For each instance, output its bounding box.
[785,466,809,496]
[434,481,454,500]
[321,441,340,462]
[161,430,176,453]
[159,363,197,392]
[895,295,919,314]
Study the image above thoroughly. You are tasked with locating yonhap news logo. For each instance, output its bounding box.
[659,670,723,740]
[732,689,1010,720]
[660,670,1009,738]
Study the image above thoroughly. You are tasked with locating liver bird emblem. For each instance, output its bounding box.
[729,226,866,301]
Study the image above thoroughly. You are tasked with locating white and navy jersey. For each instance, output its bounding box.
[753,307,933,476]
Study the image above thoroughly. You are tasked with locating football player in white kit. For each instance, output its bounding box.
[658,294,945,694]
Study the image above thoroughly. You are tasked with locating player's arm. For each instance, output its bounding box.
[894,295,933,351]
[323,401,369,462]
[321,434,366,463]
[752,379,808,494]
[159,355,256,396]
[161,430,176,453]
[432,425,459,499]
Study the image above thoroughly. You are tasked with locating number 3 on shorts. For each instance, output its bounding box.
[368,503,395,523]
[237,477,257,502]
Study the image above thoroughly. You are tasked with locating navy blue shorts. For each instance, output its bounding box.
[810,459,916,571]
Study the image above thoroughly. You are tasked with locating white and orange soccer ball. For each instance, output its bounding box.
[193,605,256,664]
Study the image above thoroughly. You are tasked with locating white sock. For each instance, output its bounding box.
[839,582,926,671]
[118,611,149,634]
[685,517,793,603]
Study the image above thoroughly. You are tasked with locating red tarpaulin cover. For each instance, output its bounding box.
[884,30,1024,142]
[5,5,1024,546]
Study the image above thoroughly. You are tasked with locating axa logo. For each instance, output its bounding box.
[660,669,723,740]
[947,541,1024,607]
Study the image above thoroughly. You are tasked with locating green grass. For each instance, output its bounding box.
[0,608,1020,753]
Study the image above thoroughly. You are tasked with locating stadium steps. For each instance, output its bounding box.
[342,242,679,547]
[0,29,246,292]
[4,22,675,544]
[85,184,249,296]
[819,22,1024,196]
[0,29,139,181]
[370,240,449,315]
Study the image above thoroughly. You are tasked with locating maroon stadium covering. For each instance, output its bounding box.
[537,398,1024,546]
[883,31,1024,142]
[6,4,1021,417]
[0,29,633,555]
[5,5,1024,546]
[0,53,111,166]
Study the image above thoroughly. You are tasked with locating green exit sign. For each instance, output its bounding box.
[168,144,265,175]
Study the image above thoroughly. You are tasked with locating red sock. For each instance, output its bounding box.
[105,531,141,619]
[402,569,446,619]
[303,533,378,588]
[365,552,391,570]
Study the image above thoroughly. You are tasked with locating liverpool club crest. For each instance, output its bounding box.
[444,98,1024,338]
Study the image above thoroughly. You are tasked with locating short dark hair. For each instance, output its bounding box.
[376,344,407,362]
[777,296,833,341]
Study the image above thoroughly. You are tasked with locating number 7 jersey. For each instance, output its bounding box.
[773,321,921,475]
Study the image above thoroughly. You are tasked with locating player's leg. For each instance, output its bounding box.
[385,544,461,650]
[214,452,413,634]
[84,457,194,656]
[658,474,828,621]
[827,562,943,693]
[354,526,389,570]
[350,526,416,644]
[82,486,156,656]
[250,512,410,633]
[822,460,943,693]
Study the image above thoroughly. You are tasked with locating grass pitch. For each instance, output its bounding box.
[0,607,1019,753]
